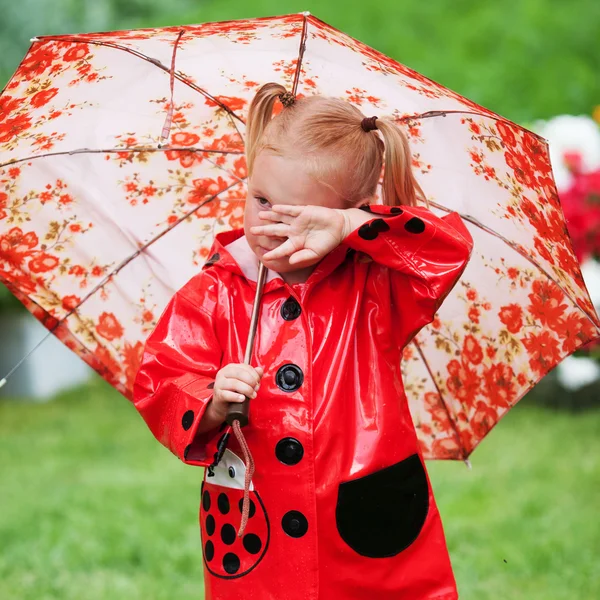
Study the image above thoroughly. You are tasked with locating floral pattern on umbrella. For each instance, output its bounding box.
[1,12,599,459]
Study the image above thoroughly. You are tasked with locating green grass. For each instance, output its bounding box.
[1,376,599,599]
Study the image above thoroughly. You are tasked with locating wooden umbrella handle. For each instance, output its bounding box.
[226,262,267,428]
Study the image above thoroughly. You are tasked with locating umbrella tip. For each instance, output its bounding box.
[299,11,311,16]
[30,37,40,42]
[0,377,6,390]
[464,458,472,470]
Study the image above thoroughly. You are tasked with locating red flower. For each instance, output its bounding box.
[483,362,516,409]
[533,237,554,264]
[28,252,59,273]
[62,295,81,311]
[96,312,124,341]
[123,341,144,392]
[446,359,481,410]
[463,335,483,365]
[0,114,32,143]
[205,95,247,112]
[553,311,597,354]
[431,437,459,460]
[171,131,200,146]
[470,401,498,440]
[0,227,39,268]
[498,303,523,334]
[63,44,90,62]
[527,279,568,330]
[187,176,229,205]
[30,88,59,108]
[505,150,536,188]
[68,264,86,276]
[520,330,561,376]
[496,121,516,147]
[20,43,60,79]
[0,95,25,119]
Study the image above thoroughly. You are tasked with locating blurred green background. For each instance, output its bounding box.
[1,1,599,599]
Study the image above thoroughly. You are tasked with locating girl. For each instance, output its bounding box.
[133,82,474,600]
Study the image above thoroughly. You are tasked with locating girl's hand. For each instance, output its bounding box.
[250,204,349,267]
[198,364,264,433]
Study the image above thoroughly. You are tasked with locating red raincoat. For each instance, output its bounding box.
[133,203,474,599]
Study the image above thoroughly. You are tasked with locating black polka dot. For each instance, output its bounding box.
[405,217,425,233]
[238,498,256,518]
[218,493,230,515]
[184,444,191,460]
[202,490,211,512]
[205,253,220,266]
[181,410,194,431]
[207,382,215,389]
[206,514,215,536]
[243,533,262,555]
[204,540,214,562]
[223,552,240,575]
[221,523,236,545]
[357,218,390,240]
[390,207,403,214]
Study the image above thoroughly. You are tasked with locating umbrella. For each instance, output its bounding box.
[1,12,599,463]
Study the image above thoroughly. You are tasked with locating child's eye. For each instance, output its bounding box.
[256,197,270,207]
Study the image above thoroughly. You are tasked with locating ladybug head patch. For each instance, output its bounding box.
[206,448,255,491]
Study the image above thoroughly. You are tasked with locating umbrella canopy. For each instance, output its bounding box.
[1,12,599,459]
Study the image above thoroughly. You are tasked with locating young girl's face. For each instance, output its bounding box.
[244,152,346,274]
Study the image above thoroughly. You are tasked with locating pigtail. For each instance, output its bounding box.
[245,82,289,176]
[375,119,429,209]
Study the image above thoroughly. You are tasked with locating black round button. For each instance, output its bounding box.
[276,364,304,392]
[202,490,211,512]
[218,493,230,515]
[281,296,302,321]
[181,410,194,431]
[282,510,308,538]
[276,437,304,465]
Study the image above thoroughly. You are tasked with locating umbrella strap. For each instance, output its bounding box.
[232,420,255,538]
[159,29,184,144]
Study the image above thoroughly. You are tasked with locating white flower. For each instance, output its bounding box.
[532,115,600,191]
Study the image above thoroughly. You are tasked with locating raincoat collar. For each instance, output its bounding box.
[202,227,352,296]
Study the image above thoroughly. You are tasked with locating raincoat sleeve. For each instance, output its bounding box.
[132,276,224,468]
[343,203,474,343]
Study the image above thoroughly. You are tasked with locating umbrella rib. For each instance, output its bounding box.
[428,199,600,330]
[0,177,246,388]
[410,337,467,460]
[291,12,309,95]
[0,145,243,169]
[32,36,246,124]
[395,110,547,142]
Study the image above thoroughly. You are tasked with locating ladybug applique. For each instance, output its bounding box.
[200,449,270,578]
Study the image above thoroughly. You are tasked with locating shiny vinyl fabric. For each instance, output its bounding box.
[133,203,474,599]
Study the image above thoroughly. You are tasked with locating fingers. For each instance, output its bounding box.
[222,377,258,399]
[257,210,294,224]
[218,390,249,403]
[250,223,290,237]
[289,248,318,265]
[219,363,263,387]
[263,238,297,261]
[271,204,303,217]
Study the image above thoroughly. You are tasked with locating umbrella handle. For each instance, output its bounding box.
[225,261,267,428]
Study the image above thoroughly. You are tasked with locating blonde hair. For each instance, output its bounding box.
[245,82,429,209]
